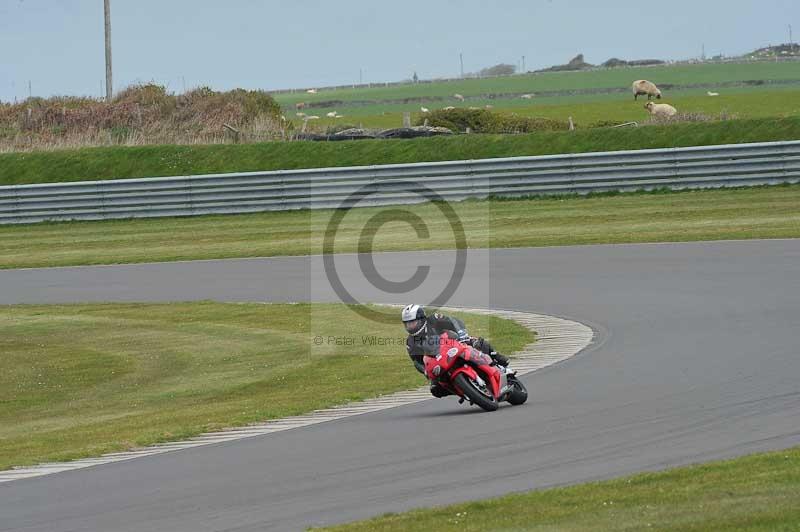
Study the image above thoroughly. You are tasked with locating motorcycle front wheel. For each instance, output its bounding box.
[506,375,528,405]
[454,373,499,412]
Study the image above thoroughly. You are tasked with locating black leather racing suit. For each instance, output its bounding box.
[405,313,500,376]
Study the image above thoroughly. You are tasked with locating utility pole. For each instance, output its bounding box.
[789,24,794,46]
[459,52,464,78]
[104,0,113,102]
[522,55,526,73]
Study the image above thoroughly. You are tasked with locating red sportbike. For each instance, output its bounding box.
[424,333,528,412]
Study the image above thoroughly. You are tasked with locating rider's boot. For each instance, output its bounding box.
[490,351,510,367]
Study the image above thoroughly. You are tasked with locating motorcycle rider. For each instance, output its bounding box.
[402,304,510,397]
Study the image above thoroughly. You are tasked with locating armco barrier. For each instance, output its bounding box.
[0,140,798,224]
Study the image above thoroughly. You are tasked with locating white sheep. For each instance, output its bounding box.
[306,88,317,94]
[453,93,465,101]
[520,93,534,100]
[632,80,662,100]
[442,106,456,111]
[420,107,430,113]
[326,111,338,118]
[707,91,720,96]
[484,104,493,109]
[296,112,306,118]
[305,115,320,120]
[644,101,677,118]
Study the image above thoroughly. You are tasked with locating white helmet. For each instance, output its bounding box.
[401,304,427,336]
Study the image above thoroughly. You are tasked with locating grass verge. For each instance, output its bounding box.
[319,445,800,531]
[1,185,799,270]
[0,302,533,471]
[1,117,800,185]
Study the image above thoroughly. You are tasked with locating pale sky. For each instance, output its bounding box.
[1,0,798,102]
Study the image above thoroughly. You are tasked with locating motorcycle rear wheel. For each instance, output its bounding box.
[454,373,499,412]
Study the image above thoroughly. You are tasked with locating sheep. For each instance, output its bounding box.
[420,107,430,113]
[326,111,338,118]
[707,91,720,96]
[296,112,306,118]
[632,80,662,100]
[442,106,456,111]
[305,115,320,120]
[644,101,677,119]
[520,93,534,100]
[295,102,307,110]
[453,93,465,101]
[306,88,317,94]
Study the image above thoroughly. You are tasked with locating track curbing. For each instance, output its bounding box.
[0,307,593,484]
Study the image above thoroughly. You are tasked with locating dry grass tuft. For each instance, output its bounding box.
[0,84,286,152]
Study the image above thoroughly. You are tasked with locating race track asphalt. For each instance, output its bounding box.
[1,240,799,531]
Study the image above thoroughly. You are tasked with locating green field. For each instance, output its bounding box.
[320,445,800,531]
[274,62,800,105]
[1,185,799,270]
[0,302,532,470]
[298,87,800,130]
[272,61,800,129]
[2,116,800,186]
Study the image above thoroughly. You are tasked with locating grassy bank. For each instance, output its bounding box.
[1,116,800,186]
[1,185,799,270]
[0,302,532,470]
[320,445,800,531]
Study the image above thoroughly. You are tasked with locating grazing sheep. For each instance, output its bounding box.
[707,91,720,96]
[326,111,338,118]
[520,93,534,99]
[296,112,306,118]
[484,104,493,109]
[442,106,456,111]
[644,101,677,118]
[306,89,317,94]
[420,107,430,113]
[632,80,662,100]
[453,93,465,101]
[305,115,320,120]
[295,102,307,110]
